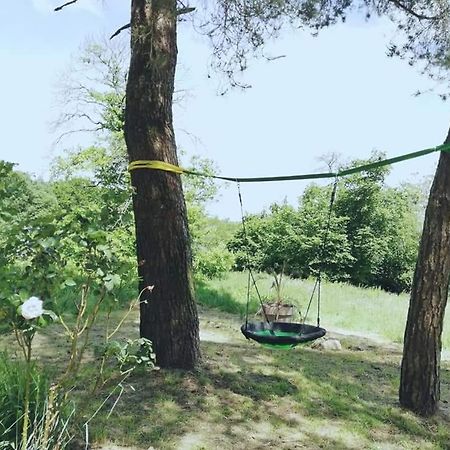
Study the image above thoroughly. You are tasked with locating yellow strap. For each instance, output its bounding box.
[128,160,186,175]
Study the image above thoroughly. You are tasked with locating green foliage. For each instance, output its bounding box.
[296,185,354,280]
[227,152,423,293]
[194,246,234,281]
[333,152,422,292]
[102,337,155,374]
[55,39,127,136]
[228,196,353,288]
[182,155,219,205]
[0,353,46,445]
[0,354,71,450]
[52,37,233,289]
[228,204,295,274]
[191,213,236,282]
[0,161,136,312]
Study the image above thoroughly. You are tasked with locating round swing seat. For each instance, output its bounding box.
[241,321,326,348]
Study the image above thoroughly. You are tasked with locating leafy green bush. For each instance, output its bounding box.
[194,246,234,281]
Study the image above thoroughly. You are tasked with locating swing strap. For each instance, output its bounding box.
[303,177,339,327]
[237,182,272,327]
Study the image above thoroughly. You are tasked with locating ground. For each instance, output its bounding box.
[94,307,450,450]
[2,306,449,450]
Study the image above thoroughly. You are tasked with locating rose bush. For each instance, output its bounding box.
[20,296,44,320]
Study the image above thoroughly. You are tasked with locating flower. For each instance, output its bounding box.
[20,297,44,320]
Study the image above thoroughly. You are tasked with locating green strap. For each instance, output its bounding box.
[128,143,450,183]
[337,145,448,177]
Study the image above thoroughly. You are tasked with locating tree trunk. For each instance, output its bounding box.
[399,129,450,416]
[124,0,200,369]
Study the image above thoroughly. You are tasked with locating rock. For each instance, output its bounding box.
[349,344,366,351]
[311,338,342,351]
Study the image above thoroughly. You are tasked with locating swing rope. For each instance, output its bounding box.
[234,176,336,345]
[236,182,272,327]
[303,177,339,327]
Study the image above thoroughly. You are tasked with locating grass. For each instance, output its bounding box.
[197,272,450,351]
[1,274,449,449]
[0,353,72,449]
[65,310,450,449]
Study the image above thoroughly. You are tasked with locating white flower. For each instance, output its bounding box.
[20,297,44,320]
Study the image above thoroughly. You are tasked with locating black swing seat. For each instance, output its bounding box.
[241,321,326,346]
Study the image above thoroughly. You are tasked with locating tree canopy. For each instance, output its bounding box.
[228,153,423,293]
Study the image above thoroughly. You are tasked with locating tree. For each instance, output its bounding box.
[227,195,354,287]
[227,204,305,291]
[370,1,450,416]
[121,0,372,369]
[331,153,423,293]
[201,0,450,412]
[227,168,421,293]
[399,138,450,416]
[52,32,232,368]
[123,1,201,368]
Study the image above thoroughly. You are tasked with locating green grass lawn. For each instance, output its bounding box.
[53,304,449,450]
[196,272,450,351]
[31,304,445,450]
[1,274,449,449]
[89,325,450,450]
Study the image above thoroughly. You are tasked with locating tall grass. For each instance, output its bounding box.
[0,353,72,449]
[196,272,450,350]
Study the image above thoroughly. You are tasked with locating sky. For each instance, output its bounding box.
[1,1,450,220]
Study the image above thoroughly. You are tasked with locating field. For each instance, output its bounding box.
[1,273,450,450]
[197,272,450,351]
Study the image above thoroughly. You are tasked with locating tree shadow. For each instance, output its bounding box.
[84,337,450,449]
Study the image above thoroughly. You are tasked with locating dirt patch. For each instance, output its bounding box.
[199,329,234,344]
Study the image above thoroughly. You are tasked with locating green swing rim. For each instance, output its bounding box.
[241,321,326,347]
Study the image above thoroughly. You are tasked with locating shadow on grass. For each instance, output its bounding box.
[84,338,450,449]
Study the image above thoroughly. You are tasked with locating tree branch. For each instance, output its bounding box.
[110,23,131,40]
[53,127,103,145]
[265,54,286,61]
[177,7,196,16]
[388,0,440,21]
[54,0,78,12]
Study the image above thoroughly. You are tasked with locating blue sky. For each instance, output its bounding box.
[1,2,449,220]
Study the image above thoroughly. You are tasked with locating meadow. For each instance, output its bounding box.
[2,272,449,449]
[197,272,450,351]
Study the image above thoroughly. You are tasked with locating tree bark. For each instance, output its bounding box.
[399,128,450,416]
[124,0,200,369]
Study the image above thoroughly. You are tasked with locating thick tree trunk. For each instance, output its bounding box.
[124,0,200,369]
[399,129,450,416]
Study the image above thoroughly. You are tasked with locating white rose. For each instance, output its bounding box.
[20,297,44,320]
